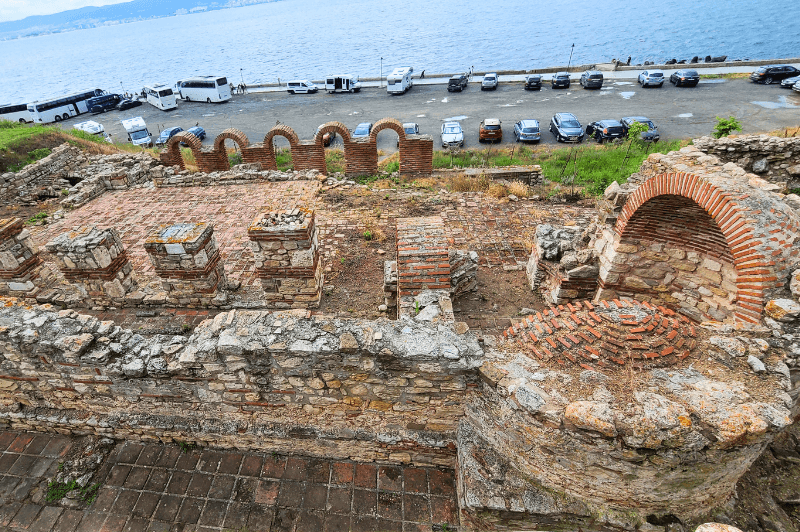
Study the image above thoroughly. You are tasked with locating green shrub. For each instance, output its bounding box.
[25,212,48,225]
[228,152,243,166]
[275,148,293,171]
[383,160,399,174]
[712,116,742,138]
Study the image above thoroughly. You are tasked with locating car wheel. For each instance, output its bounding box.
[63,114,69,120]
[289,90,295,94]
[764,77,773,85]
[185,96,190,102]
[54,115,61,122]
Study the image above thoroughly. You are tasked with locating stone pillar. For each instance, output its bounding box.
[396,216,451,300]
[44,226,135,302]
[248,208,323,309]
[144,223,226,302]
[0,218,41,294]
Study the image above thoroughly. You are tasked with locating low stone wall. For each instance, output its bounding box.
[0,144,88,206]
[464,165,543,185]
[526,223,598,304]
[693,135,800,188]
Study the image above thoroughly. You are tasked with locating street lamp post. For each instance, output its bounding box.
[380,57,383,88]
[567,43,575,71]
[240,68,244,85]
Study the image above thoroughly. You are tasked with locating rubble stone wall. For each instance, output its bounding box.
[0,300,483,466]
[693,134,800,187]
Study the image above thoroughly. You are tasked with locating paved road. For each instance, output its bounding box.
[61,79,800,154]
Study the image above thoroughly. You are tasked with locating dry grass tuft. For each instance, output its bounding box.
[487,182,508,198]
[448,173,490,193]
[506,180,532,198]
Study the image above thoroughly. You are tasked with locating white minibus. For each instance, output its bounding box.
[143,84,177,111]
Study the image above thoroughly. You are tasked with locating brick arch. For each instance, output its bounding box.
[213,128,249,153]
[599,172,796,324]
[314,122,351,145]
[161,132,203,171]
[369,117,406,143]
[264,124,300,148]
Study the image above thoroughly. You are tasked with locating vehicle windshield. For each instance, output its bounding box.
[404,127,416,134]
[485,76,495,80]
[755,67,767,73]
[217,77,227,86]
[484,125,500,130]
[590,74,602,79]
[354,126,369,135]
[449,77,461,82]
[557,74,569,79]
[522,127,538,133]
[685,70,698,76]
[158,89,173,97]
[644,121,656,129]
[562,120,580,128]
[130,130,148,140]
[650,73,663,77]
[443,126,460,134]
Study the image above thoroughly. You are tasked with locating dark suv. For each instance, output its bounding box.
[524,74,542,90]
[669,69,700,87]
[549,112,584,143]
[750,65,800,84]
[585,120,625,143]
[579,70,603,89]
[448,74,468,92]
[87,94,121,114]
[551,72,571,88]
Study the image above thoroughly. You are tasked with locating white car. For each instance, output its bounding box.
[441,122,464,148]
[73,120,105,135]
[638,70,665,87]
[794,80,800,93]
[481,72,499,90]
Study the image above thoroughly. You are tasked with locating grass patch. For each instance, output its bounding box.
[699,72,749,80]
[325,149,345,174]
[275,148,293,172]
[8,147,51,172]
[25,212,48,225]
[46,480,101,504]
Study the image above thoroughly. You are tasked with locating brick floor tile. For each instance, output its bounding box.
[0,432,18,451]
[296,509,325,532]
[75,511,108,532]
[11,477,37,500]
[24,435,51,456]
[239,454,264,477]
[52,508,85,532]
[246,504,275,532]
[0,453,20,473]
[8,502,41,528]
[153,446,181,469]
[352,489,377,517]
[403,468,428,494]
[428,470,456,497]
[123,466,150,490]
[277,480,305,508]
[152,494,182,522]
[283,457,311,481]
[111,489,140,515]
[28,457,56,478]
[378,491,403,521]
[196,450,222,473]
[142,468,170,492]
[378,466,403,492]
[375,518,403,532]
[402,522,433,532]
[100,514,128,532]
[233,477,257,503]
[403,493,430,523]
[121,516,150,532]
[40,438,71,458]
[330,462,354,485]
[186,472,213,498]
[91,486,120,513]
[7,434,33,453]
[351,515,378,532]
[327,487,352,514]
[176,497,205,525]
[134,445,162,467]
[303,484,328,510]
[272,507,299,532]
[324,513,351,532]
[165,470,192,495]
[8,454,36,476]
[131,491,160,518]
[105,464,132,487]
[116,442,144,464]
[208,474,236,500]
[222,501,251,530]
[0,501,22,526]
[217,452,243,475]
[306,458,331,483]
[430,495,458,526]
[261,455,286,479]
[0,474,21,499]
[354,464,377,489]
[28,505,63,532]
[145,519,172,532]
[174,451,201,471]
[198,499,227,527]
[254,479,279,506]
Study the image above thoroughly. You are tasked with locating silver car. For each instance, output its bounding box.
[513,120,541,143]
[638,70,665,87]
[441,122,464,148]
[481,73,499,90]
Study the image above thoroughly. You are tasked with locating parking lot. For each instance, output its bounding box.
[60,77,800,154]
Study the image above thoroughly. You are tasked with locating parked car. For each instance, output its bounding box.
[441,122,464,148]
[585,120,625,143]
[524,74,542,90]
[479,118,502,142]
[638,70,665,87]
[73,120,105,135]
[481,73,499,90]
[579,70,603,89]
[316,125,336,147]
[549,113,584,143]
[513,120,541,143]
[669,69,700,87]
[448,74,468,92]
[116,98,143,111]
[352,122,373,138]
[781,76,800,88]
[795,80,800,93]
[87,93,121,114]
[155,126,183,146]
[182,126,206,145]
[551,72,571,89]
[286,80,318,94]
[620,116,660,142]
[750,65,800,84]
[398,122,419,146]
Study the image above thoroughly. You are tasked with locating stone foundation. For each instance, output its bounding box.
[526,223,598,304]
[0,218,41,294]
[693,134,800,187]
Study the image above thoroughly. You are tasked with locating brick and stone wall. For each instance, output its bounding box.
[44,226,135,304]
[526,223,598,304]
[248,209,323,309]
[463,165,544,185]
[0,218,41,294]
[693,134,800,187]
[595,146,800,324]
[396,217,451,299]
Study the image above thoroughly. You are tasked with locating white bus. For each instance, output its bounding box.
[27,89,103,124]
[0,103,31,123]
[143,84,177,111]
[175,76,232,103]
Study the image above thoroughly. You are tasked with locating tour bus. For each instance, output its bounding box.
[174,76,232,103]
[387,67,414,94]
[0,103,31,123]
[27,89,104,123]
[143,84,177,111]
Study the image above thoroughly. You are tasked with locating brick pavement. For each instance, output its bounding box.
[0,432,460,532]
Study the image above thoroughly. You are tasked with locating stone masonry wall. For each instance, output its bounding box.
[0,144,87,206]
[0,218,41,293]
[693,134,800,187]
[0,299,482,466]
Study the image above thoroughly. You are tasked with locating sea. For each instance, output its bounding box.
[2,0,800,103]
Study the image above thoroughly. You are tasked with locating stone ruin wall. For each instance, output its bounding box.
[693,134,800,188]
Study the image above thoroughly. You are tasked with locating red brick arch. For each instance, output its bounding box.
[606,172,794,323]
[261,124,300,172]
[161,132,203,170]
[213,128,250,153]
[369,118,406,143]
[314,122,351,145]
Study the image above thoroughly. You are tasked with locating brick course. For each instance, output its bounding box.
[396,217,451,299]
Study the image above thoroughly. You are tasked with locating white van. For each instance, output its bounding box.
[286,80,318,94]
[387,67,414,94]
[323,75,361,93]
[143,84,177,111]
[121,117,152,147]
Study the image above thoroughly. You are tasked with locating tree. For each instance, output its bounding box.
[712,116,742,138]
